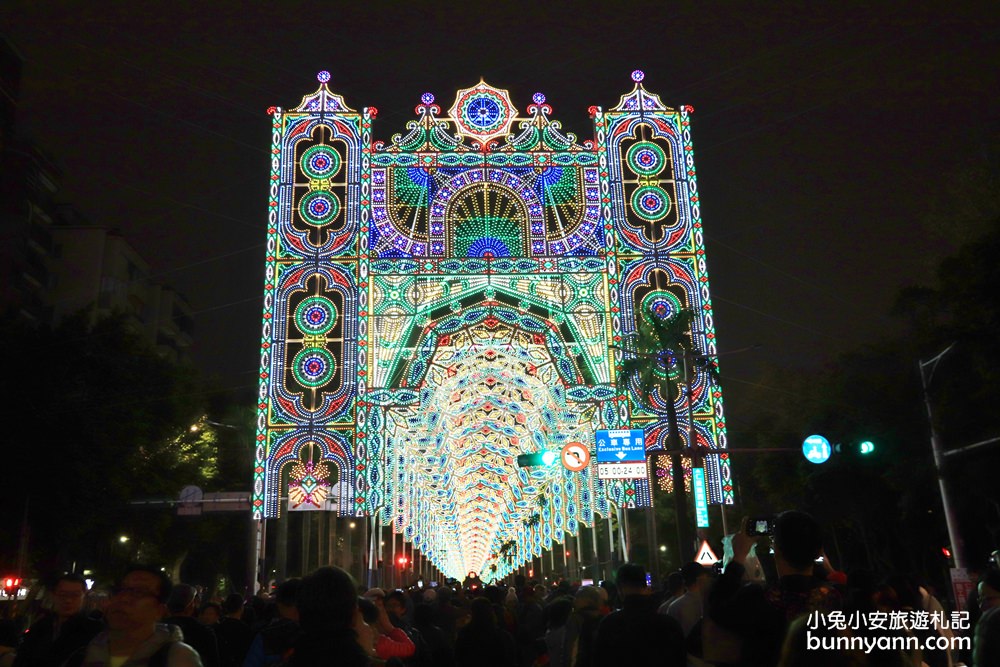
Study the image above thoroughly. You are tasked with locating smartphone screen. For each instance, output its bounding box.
[747,517,773,536]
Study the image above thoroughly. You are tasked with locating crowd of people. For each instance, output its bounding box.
[2,511,999,666]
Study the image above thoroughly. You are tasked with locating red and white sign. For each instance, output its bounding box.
[696,540,720,565]
[951,568,975,612]
[597,462,647,480]
[561,442,591,472]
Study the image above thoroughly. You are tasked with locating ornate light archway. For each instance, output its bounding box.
[254,74,732,582]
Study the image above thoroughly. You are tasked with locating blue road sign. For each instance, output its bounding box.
[693,468,709,528]
[595,429,646,463]
[802,434,832,464]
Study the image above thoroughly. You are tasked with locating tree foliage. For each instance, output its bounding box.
[0,311,251,584]
[732,215,1000,576]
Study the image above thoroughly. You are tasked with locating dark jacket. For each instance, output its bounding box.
[213,619,252,667]
[13,614,102,667]
[708,561,841,667]
[455,623,517,667]
[287,631,367,667]
[241,619,300,667]
[592,594,685,666]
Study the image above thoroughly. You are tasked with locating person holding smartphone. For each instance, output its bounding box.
[705,512,842,666]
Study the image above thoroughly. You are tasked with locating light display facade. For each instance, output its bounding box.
[255,71,732,581]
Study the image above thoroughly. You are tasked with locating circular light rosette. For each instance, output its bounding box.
[461,92,507,134]
[298,191,340,226]
[641,290,683,322]
[301,145,341,179]
[292,346,336,388]
[631,185,671,222]
[295,296,338,336]
[626,141,666,177]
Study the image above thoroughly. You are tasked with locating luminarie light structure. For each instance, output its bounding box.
[254,71,732,581]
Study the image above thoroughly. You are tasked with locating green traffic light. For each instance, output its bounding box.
[859,440,875,455]
[516,451,559,468]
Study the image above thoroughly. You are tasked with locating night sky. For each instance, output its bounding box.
[3,2,997,434]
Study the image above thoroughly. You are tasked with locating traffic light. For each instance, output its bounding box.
[397,556,408,567]
[2,576,21,598]
[516,451,558,468]
[832,440,877,457]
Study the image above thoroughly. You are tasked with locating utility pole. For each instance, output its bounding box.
[919,344,967,568]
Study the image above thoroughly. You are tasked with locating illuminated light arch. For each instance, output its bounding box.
[264,430,355,518]
[255,72,732,581]
[383,312,601,578]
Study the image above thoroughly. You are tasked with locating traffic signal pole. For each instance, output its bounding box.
[919,344,967,569]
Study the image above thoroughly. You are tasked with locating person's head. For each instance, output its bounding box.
[681,562,710,593]
[198,602,222,625]
[222,593,244,618]
[385,590,407,620]
[354,597,378,657]
[166,583,199,617]
[773,511,823,575]
[979,569,1000,611]
[484,585,504,606]
[362,587,386,607]
[106,565,172,635]
[615,563,649,596]
[884,574,919,611]
[469,596,496,627]
[296,566,358,636]
[546,596,574,630]
[52,573,88,620]
[663,571,684,598]
[412,602,435,629]
[275,578,301,622]
[574,585,603,614]
[599,579,619,607]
